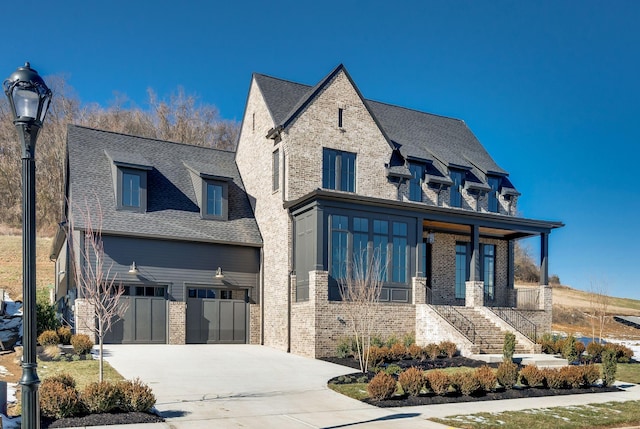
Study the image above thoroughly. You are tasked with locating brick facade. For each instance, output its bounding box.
[168,301,186,344]
[74,299,95,339]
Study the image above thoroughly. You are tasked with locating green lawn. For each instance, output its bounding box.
[38,358,124,390]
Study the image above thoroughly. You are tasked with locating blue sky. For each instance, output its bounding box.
[3,1,639,298]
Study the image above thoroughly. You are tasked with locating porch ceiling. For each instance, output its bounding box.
[423,220,533,240]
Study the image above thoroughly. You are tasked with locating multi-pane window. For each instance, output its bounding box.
[455,243,468,299]
[487,176,500,213]
[123,286,165,297]
[330,215,349,280]
[122,171,141,208]
[450,169,464,207]
[272,149,280,192]
[206,182,223,216]
[483,244,496,300]
[353,217,368,272]
[322,148,356,192]
[408,163,425,202]
[373,220,389,281]
[392,222,408,283]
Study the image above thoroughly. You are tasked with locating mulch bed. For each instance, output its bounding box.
[323,355,624,407]
[42,411,165,428]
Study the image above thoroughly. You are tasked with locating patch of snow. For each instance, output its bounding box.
[605,338,640,361]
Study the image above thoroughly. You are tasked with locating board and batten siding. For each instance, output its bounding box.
[87,234,260,302]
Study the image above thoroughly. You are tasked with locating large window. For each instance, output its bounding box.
[483,244,496,300]
[450,169,464,207]
[408,163,425,202]
[322,148,356,192]
[353,217,369,274]
[455,243,468,299]
[330,215,349,280]
[487,176,500,213]
[373,220,389,281]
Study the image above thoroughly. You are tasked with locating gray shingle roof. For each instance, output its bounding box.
[253,67,512,187]
[66,125,262,246]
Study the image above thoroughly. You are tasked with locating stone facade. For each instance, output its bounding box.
[74,299,95,339]
[168,301,186,344]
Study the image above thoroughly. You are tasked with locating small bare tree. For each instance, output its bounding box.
[339,247,385,373]
[589,279,610,344]
[66,197,128,381]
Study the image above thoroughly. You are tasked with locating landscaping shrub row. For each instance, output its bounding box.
[39,373,156,419]
[538,333,634,363]
[366,341,458,366]
[367,362,606,401]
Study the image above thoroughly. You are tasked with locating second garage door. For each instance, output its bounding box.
[186,287,248,344]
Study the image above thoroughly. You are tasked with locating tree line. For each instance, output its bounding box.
[0,76,239,233]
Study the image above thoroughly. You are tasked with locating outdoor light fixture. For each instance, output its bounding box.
[128,261,139,275]
[215,267,224,279]
[426,231,435,244]
[4,62,52,429]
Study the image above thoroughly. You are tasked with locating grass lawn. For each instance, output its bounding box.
[432,401,640,429]
[615,363,640,384]
[329,382,370,400]
[38,358,124,390]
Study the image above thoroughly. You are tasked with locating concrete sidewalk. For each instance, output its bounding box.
[72,345,640,429]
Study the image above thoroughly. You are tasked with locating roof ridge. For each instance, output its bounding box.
[366,99,465,122]
[68,124,236,154]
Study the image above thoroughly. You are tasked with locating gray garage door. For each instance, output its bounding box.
[105,294,167,344]
[186,288,248,344]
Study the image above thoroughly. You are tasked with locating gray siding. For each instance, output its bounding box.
[89,234,259,302]
[294,210,316,301]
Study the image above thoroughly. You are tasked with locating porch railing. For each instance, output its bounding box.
[516,287,540,310]
[488,306,537,342]
[430,305,476,343]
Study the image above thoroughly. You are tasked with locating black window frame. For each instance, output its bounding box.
[116,167,147,213]
[272,148,280,192]
[487,176,501,213]
[408,162,425,202]
[322,148,356,192]
[202,179,228,220]
[449,169,465,208]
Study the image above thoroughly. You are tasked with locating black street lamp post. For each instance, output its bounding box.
[4,63,52,429]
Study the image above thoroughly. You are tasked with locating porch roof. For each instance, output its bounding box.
[284,189,563,239]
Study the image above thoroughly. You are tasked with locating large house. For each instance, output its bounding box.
[51,65,562,357]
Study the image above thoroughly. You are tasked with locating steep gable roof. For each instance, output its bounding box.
[253,66,509,179]
[66,125,262,246]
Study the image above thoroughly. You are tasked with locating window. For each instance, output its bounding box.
[455,243,468,299]
[338,108,344,128]
[408,162,425,202]
[483,244,496,300]
[117,168,147,212]
[373,220,389,281]
[330,215,349,280]
[272,149,280,192]
[202,180,228,220]
[487,176,500,213]
[122,286,165,297]
[353,217,368,273]
[392,222,408,283]
[450,170,464,207]
[322,148,356,192]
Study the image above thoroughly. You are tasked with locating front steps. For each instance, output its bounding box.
[433,306,535,354]
[471,353,569,368]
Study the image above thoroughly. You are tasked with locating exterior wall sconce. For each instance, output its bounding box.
[426,232,435,244]
[128,261,139,275]
[215,267,224,279]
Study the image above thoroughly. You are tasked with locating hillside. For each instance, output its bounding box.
[0,234,54,301]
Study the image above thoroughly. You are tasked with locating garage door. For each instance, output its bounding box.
[105,291,167,344]
[186,288,248,344]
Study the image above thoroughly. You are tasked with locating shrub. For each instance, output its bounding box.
[426,370,450,396]
[57,326,73,345]
[519,365,544,387]
[46,373,76,388]
[367,372,397,400]
[496,362,518,389]
[424,343,440,360]
[543,368,565,389]
[450,371,481,396]
[575,341,586,357]
[384,364,402,375]
[118,378,156,412]
[398,367,424,396]
[602,348,617,387]
[560,366,582,389]
[82,381,123,414]
[402,332,416,347]
[367,346,388,366]
[580,364,600,387]
[389,343,406,360]
[561,336,579,363]
[36,300,60,336]
[503,332,516,362]
[385,334,400,348]
[439,341,457,358]
[38,330,60,346]
[40,379,82,418]
[474,366,497,392]
[370,335,385,348]
[43,345,61,359]
[407,344,424,360]
[336,337,352,359]
[586,341,604,361]
[538,333,557,354]
[71,334,94,355]
[604,343,634,363]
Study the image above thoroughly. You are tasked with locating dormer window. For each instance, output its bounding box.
[449,169,464,207]
[121,169,144,209]
[204,180,227,220]
[408,162,425,202]
[105,150,152,213]
[487,176,501,213]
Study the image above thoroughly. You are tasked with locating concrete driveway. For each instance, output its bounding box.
[103,344,448,428]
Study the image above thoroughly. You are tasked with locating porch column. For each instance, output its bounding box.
[539,232,549,285]
[507,240,516,306]
[416,217,424,277]
[465,224,484,307]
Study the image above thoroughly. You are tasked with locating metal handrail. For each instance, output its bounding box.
[489,307,537,342]
[431,305,476,343]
